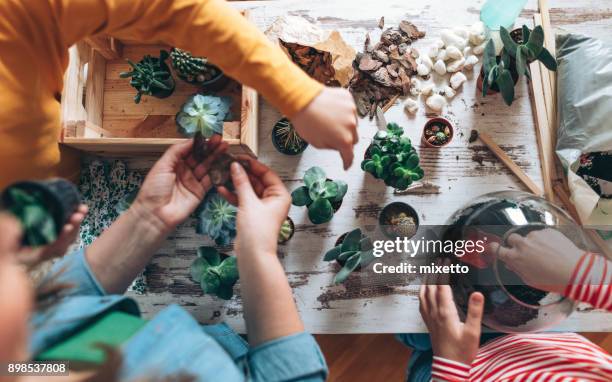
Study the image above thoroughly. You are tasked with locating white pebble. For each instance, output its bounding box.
[411,48,420,59]
[463,55,479,70]
[421,83,435,96]
[472,41,487,55]
[426,94,446,113]
[417,63,431,76]
[441,29,467,49]
[428,45,439,58]
[403,98,419,114]
[420,54,433,69]
[450,72,467,89]
[447,57,465,72]
[446,46,463,60]
[436,49,447,62]
[469,21,486,46]
[433,59,447,75]
[443,86,456,99]
[453,27,470,39]
[463,46,472,57]
[434,39,445,49]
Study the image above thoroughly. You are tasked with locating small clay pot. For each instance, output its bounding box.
[422,117,454,148]
[271,118,308,155]
[379,202,420,239]
[278,216,295,245]
[200,71,230,93]
[1,179,81,243]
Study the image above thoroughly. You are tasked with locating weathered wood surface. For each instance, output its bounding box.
[111,0,612,333]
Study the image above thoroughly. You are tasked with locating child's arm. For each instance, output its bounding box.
[564,251,612,311]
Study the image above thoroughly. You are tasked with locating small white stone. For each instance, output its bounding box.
[463,55,479,70]
[410,85,420,96]
[428,45,439,58]
[441,29,467,49]
[421,83,435,96]
[434,39,445,49]
[469,21,486,46]
[472,41,487,55]
[447,57,465,72]
[446,46,463,60]
[443,86,456,99]
[411,48,420,59]
[463,46,472,57]
[403,98,419,114]
[433,59,447,75]
[420,54,433,69]
[436,49,447,62]
[417,63,431,76]
[453,27,469,39]
[426,94,446,113]
[450,72,467,89]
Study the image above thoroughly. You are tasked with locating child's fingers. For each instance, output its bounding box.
[0,213,22,254]
[465,292,484,330]
[217,186,238,206]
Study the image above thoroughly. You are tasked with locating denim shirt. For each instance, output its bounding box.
[30,249,328,381]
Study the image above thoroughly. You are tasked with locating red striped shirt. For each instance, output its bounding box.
[432,252,612,382]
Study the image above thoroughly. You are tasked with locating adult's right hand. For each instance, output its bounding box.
[490,228,584,294]
[291,87,358,170]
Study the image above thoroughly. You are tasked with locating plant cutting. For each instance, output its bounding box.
[176,94,232,138]
[379,202,419,239]
[170,48,225,88]
[361,123,424,190]
[271,118,308,155]
[278,217,295,244]
[422,118,454,148]
[196,190,236,246]
[323,228,376,284]
[119,50,175,104]
[291,166,348,225]
[190,246,239,300]
[1,179,81,246]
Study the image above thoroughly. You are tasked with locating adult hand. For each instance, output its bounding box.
[419,284,484,366]
[131,135,227,233]
[217,157,290,257]
[17,204,88,269]
[291,87,358,170]
[490,228,583,294]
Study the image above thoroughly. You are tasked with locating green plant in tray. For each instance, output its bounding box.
[291,166,347,225]
[170,48,222,84]
[196,190,237,246]
[324,228,376,284]
[190,246,239,300]
[176,94,232,138]
[271,118,308,155]
[119,50,175,104]
[361,123,424,190]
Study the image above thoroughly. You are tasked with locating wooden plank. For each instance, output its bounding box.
[240,85,259,156]
[478,132,543,196]
[61,43,88,129]
[85,35,123,60]
[62,137,242,154]
[84,49,106,133]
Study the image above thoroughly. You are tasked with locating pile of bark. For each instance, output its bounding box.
[280,41,340,87]
[350,20,425,118]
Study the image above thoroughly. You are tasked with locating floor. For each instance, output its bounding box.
[316,333,612,382]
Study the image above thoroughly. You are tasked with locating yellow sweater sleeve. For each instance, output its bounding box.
[0,0,322,188]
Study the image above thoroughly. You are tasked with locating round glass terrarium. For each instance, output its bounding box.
[442,191,586,333]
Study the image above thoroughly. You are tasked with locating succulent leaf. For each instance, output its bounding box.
[334,253,361,284]
[176,94,231,138]
[291,186,312,206]
[308,198,334,224]
[196,190,237,245]
[304,166,326,188]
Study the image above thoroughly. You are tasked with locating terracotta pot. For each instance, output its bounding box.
[378,202,420,239]
[422,117,454,148]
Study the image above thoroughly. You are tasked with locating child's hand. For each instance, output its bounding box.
[291,87,358,170]
[419,284,484,366]
[217,158,290,258]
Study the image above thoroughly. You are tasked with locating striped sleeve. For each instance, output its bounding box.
[431,356,470,381]
[565,252,612,311]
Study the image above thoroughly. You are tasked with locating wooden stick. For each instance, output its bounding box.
[478,132,544,196]
[538,0,557,104]
[382,94,399,112]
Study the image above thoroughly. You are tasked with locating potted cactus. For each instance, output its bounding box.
[190,246,239,300]
[271,118,308,155]
[278,217,295,244]
[422,118,454,148]
[479,25,557,106]
[379,202,419,239]
[324,228,376,284]
[119,50,175,104]
[1,179,81,246]
[361,123,424,190]
[176,94,232,138]
[196,190,237,246]
[291,166,348,224]
[170,48,228,91]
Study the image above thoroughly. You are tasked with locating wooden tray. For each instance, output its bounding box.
[60,35,258,156]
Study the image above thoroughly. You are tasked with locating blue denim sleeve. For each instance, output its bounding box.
[243,332,328,382]
[46,248,107,297]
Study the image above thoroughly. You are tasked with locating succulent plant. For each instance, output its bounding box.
[291,167,348,225]
[271,118,308,155]
[196,190,237,246]
[176,94,232,138]
[190,246,239,300]
[4,187,57,246]
[361,123,424,190]
[278,217,295,244]
[170,48,222,84]
[324,229,376,284]
[119,50,175,104]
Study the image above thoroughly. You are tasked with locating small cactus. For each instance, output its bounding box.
[119,50,175,104]
[170,48,222,84]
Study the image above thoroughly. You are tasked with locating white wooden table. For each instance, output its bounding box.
[123,0,612,333]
